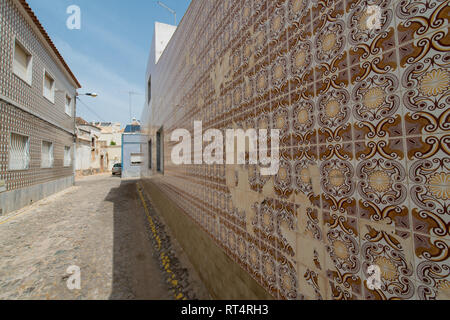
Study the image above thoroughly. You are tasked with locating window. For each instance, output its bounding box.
[156,128,164,173]
[148,140,152,169]
[65,95,73,116]
[13,39,33,84]
[41,141,54,168]
[43,70,55,103]
[64,146,72,167]
[131,153,143,166]
[9,133,30,171]
[147,76,152,104]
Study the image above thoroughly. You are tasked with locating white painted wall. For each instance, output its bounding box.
[147,22,177,72]
[105,146,121,171]
[145,22,177,117]
[75,142,93,171]
[97,123,123,146]
[75,125,105,173]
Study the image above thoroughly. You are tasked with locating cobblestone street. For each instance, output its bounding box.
[0,174,208,300]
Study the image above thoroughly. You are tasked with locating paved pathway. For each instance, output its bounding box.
[0,174,206,300]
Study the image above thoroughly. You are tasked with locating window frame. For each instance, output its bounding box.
[12,37,33,86]
[148,140,152,169]
[41,140,54,169]
[64,146,72,167]
[65,93,73,116]
[42,69,56,104]
[147,76,152,104]
[8,132,30,171]
[156,127,164,174]
[130,153,144,166]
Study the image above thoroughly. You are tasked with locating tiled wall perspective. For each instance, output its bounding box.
[142,0,449,300]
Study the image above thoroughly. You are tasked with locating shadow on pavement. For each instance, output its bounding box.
[104,179,172,300]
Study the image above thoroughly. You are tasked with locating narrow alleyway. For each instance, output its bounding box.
[0,174,207,300]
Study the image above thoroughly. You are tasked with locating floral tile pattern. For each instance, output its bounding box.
[143,0,450,300]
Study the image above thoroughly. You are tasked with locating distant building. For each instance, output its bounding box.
[124,122,142,134]
[0,0,81,215]
[93,122,123,171]
[121,119,144,179]
[75,118,106,176]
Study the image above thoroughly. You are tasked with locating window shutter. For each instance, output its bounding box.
[42,141,53,168]
[64,146,72,167]
[13,42,30,80]
[43,72,55,101]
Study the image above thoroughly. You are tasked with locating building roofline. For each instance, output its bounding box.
[17,0,82,88]
[78,124,101,131]
[76,117,101,131]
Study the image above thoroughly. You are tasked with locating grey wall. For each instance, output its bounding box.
[0,176,74,216]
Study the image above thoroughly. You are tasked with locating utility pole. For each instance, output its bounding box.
[157,1,177,25]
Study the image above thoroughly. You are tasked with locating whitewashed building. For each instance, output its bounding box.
[75,118,106,176]
[92,122,123,171]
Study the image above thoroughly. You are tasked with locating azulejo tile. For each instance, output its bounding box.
[347,0,397,64]
[247,236,263,282]
[288,36,314,85]
[414,233,450,300]
[360,222,416,300]
[269,54,290,99]
[395,0,450,46]
[291,90,318,145]
[312,0,345,21]
[287,0,313,36]
[141,0,450,300]
[352,72,400,123]
[293,146,320,194]
[278,258,299,299]
[328,277,361,300]
[324,213,362,289]
[400,48,450,136]
[268,0,289,44]
[314,18,347,65]
[321,158,356,197]
[407,134,449,223]
[320,157,358,217]
[261,243,279,297]
[317,88,351,131]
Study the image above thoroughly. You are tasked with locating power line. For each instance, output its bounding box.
[76,97,106,122]
[157,1,177,25]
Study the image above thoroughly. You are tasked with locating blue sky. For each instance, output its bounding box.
[27,0,191,126]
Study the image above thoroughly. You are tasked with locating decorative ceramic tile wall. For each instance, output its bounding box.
[0,0,77,132]
[0,0,77,193]
[143,0,449,300]
[0,101,74,192]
